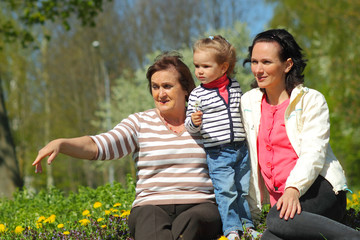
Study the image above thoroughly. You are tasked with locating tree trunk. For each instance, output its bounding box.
[0,78,23,198]
[39,34,54,188]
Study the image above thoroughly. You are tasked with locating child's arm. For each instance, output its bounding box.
[185,95,203,133]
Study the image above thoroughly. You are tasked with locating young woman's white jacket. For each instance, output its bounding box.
[240,84,348,219]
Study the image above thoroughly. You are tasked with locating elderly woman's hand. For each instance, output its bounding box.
[276,187,301,220]
[32,139,63,173]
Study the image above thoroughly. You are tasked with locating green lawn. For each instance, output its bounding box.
[0,176,358,240]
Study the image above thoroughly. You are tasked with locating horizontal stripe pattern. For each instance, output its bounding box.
[90,109,215,207]
[185,78,246,148]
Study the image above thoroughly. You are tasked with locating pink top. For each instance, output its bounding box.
[257,96,298,206]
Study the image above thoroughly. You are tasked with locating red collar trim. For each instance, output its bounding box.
[203,74,229,89]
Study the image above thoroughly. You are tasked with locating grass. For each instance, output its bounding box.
[0,176,358,240]
[0,175,135,239]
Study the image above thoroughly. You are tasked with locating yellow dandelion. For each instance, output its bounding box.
[44,215,55,224]
[82,209,90,216]
[63,231,70,235]
[111,208,119,213]
[218,236,228,240]
[113,203,121,207]
[93,202,102,209]
[79,218,91,226]
[37,216,46,223]
[0,224,7,233]
[352,193,357,200]
[36,223,42,229]
[113,214,120,217]
[46,214,56,223]
[101,225,107,229]
[120,210,131,218]
[104,210,111,215]
[57,224,64,229]
[97,218,104,222]
[14,226,25,234]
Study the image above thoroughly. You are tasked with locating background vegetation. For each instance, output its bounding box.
[0,176,135,239]
[0,0,359,199]
[0,180,358,239]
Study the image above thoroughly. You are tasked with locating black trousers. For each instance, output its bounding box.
[262,176,360,240]
[128,202,222,240]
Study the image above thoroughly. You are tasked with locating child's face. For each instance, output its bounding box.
[193,49,228,84]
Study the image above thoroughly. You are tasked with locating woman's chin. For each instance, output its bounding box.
[257,82,268,89]
[157,105,171,114]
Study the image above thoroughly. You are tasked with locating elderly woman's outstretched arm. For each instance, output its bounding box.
[32,136,98,173]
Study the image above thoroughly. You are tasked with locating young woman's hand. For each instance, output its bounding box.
[276,187,301,220]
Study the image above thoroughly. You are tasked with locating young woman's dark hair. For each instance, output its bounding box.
[146,51,195,102]
[243,29,307,96]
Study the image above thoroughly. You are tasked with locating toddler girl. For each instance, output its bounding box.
[185,35,260,240]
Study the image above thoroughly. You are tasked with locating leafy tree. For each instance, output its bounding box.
[0,0,111,48]
[0,0,111,197]
[267,0,360,187]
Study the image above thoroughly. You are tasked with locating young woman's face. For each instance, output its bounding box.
[151,68,187,116]
[250,41,292,91]
[193,49,228,84]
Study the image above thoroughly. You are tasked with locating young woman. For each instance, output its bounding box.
[241,29,360,240]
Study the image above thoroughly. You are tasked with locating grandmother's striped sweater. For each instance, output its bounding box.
[90,109,215,207]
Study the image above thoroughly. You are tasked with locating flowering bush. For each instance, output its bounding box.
[0,175,135,239]
[347,190,360,211]
[0,203,133,239]
[0,176,358,239]
[343,190,360,230]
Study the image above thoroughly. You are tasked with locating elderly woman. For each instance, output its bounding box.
[33,52,222,240]
[241,29,360,239]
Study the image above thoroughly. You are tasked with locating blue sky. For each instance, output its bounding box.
[242,1,275,37]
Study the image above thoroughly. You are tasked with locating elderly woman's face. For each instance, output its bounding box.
[150,67,187,116]
[250,41,292,91]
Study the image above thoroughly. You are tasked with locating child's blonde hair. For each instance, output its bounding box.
[193,35,236,77]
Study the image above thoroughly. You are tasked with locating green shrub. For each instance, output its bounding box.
[0,175,135,239]
[0,176,359,239]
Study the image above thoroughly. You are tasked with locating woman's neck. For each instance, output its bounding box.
[157,109,185,126]
[265,87,289,106]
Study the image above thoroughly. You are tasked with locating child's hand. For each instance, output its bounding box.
[191,111,203,127]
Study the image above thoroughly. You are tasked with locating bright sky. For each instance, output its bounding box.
[243,0,276,37]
